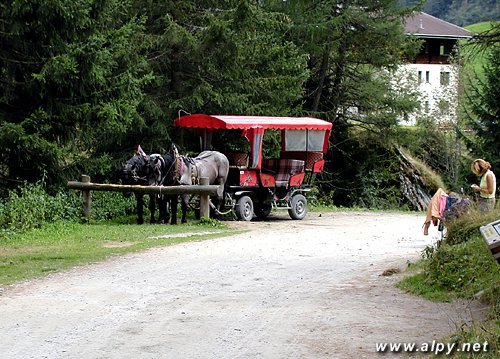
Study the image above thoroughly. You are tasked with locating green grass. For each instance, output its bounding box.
[462,22,498,81]
[397,237,498,300]
[396,210,500,358]
[0,219,237,287]
[397,269,453,302]
[465,22,495,34]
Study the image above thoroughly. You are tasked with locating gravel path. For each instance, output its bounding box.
[0,211,488,358]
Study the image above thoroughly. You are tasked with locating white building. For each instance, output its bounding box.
[400,12,472,126]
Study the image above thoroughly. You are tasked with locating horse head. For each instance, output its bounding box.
[145,153,177,186]
[123,145,149,185]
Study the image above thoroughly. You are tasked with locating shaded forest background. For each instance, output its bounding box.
[1,0,499,211]
[400,0,500,26]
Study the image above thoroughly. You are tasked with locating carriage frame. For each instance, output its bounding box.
[174,114,332,221]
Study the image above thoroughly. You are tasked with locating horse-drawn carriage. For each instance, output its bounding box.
[174,114,332,221]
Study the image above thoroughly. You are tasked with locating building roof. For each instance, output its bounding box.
[404,12,473,39]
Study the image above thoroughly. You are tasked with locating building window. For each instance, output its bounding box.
[439,44,451,56]
[418,70,423,83]
[440,71,450,86]
[425,71,430,83]
[424,101,430,112]
[437,99,450,115]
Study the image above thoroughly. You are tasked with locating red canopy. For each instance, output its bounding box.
[174,114,332,131]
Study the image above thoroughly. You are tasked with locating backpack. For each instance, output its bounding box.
[443,193,473,221]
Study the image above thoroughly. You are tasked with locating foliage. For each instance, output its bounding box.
[396,119,466,190]
[445,210,500,245]
[319,129,407,209]
[463,40,500,174]
[0,182,136,235]
[0,182,80,233]
[88,191,137,222]
[0,0,153,188]
[262,1,423,207]
[398,212,500,357]
[198,217,223,227]
[424,238,497,295]
[0,0,490,213]
[268,0,420,124]
[398,147,447,193]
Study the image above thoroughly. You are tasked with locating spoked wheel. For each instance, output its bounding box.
[255,203,272,220]
[288,194,307,220]
[235,196,254,221]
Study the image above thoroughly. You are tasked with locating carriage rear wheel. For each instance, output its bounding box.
[288,194,307,220]
[236,196,254,221]
[255,203,272,220]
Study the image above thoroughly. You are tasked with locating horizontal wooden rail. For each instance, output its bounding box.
[68,175,223,219]
[67,181,223,197]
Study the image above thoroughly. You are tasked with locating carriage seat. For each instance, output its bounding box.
[280,151,324,172]
[227,152,249,168]
[262,159,305,187]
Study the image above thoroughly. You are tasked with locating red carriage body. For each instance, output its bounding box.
[174,114,332,220]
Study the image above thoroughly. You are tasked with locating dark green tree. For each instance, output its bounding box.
[264,0,422,206]
[0,0,151,189]
[133,0,310,153]
[464,42,500,173]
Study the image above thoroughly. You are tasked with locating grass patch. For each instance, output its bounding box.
[0,220,236,287]
[397,210,500,357]
[397,272,453,302]
[398,148,447,193]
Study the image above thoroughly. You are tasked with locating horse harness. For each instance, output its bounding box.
[174,154,200,185]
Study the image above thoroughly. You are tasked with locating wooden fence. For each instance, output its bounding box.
[68,175,223,219]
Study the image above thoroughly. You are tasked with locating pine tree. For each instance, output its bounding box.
[0,0,151,187]
[263,0,422,206]
[464,42,500,172]
[134,0,310,153]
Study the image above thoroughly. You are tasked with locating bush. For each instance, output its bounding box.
[445,210,500,245]
[399,212,500,357]
[0,182,137,234]
[423,210,499,296]
[90,191,136,221]
[424,238,497,295]
[0,182,79,232]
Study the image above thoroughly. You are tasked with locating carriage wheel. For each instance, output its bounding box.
[255,203,272,220]
[235,196,254,221]
[288,194,307,220]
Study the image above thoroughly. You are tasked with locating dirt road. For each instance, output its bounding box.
[0,211,487,358]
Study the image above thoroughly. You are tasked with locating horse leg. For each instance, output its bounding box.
[158,195,170,224]
[163,195,171,224]
[148,194,156,223]
[170,195,178,225]
[181,194,189,223]
[211,178,225,218]
[157,195,164,223]
[135,193,144,224]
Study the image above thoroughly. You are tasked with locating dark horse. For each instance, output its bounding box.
[122,146,170,224]
[146,145,229,223]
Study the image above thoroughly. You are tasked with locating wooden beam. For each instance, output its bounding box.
[68,181,223,197]
[82,175,91,218]
[199,177,210,218]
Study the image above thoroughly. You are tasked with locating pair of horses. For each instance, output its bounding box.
[122,145,229,224]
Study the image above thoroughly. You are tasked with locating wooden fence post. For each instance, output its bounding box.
[82,175,91,218]
[199,177,210,218]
